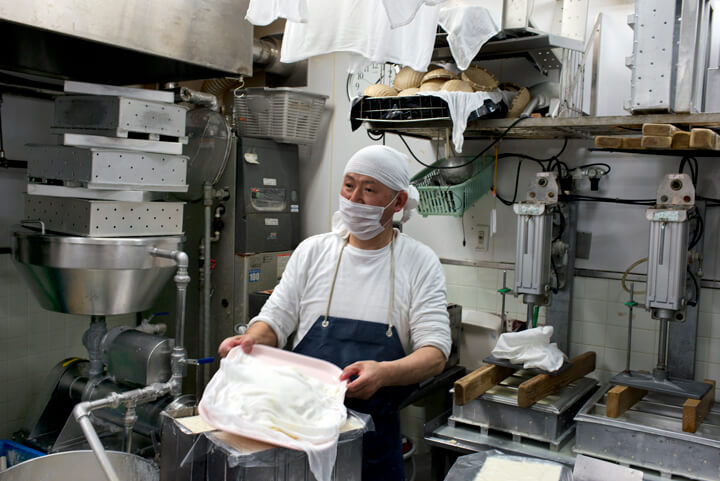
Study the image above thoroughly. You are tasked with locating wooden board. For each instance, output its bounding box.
[690,128,720,150]
[594,136,645,150]
[671,131,691,149]
[621,137,644,149]
[606,385,648,418]
[682,379,716,433]
[642,123,681,137]
[454,363,516,406]
[641,135,673,149]
[516,351,596,408]
[594,136,623,149]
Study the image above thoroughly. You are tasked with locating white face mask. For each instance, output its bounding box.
[338,193,398,240]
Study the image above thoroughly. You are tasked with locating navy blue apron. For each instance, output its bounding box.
[293,234,415,481]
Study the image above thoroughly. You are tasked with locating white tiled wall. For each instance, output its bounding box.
[0,254,132,440]
[443,264,720,400]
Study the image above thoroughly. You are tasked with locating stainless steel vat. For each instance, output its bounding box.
[0,450,158,481]
[12,228,183,315]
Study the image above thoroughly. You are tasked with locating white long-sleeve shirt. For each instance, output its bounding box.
[250,231,451,359]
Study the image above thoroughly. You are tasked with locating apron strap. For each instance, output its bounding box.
[324,232,396,337]
[323,238,349,327]
[386,234,395,338]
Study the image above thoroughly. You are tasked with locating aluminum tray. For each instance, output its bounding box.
[24,195,184,237]
[450,374,598,449]
[26,145,188,192]
[574,385,720,481]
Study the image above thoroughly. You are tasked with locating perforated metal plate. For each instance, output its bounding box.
[24,195,184,237]
[62,133,185,155]
[26,145,188,192]
[628,0,677,111]
[26,183,155,202]
[52,95,187,138]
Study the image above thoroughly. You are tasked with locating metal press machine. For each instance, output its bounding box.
[574,174,720,481]
[447,172,598,450]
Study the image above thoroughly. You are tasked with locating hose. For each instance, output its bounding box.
[621,257,648,294]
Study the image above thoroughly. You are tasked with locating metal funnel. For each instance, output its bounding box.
[12,228,183,315]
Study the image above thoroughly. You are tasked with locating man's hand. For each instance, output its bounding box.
[339,361,388,400]
[218,334,256,357]
[217,321,278,357]
[338,346,446,399]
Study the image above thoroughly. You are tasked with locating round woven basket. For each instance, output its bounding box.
[363,84,398,97]
[394,67,424,90]
[461,67,499,92]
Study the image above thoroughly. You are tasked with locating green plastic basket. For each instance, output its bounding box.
[411,155,494,217]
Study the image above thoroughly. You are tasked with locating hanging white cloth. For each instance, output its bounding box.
[438,1,500,71]
[279,0,441,73]
[245,0,309,25]
[380,0,448,28]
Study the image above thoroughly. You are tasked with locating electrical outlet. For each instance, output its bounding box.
[475,225,489,251]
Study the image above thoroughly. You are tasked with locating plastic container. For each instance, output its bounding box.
[233,88,328,145]
[0,440,45,469]
[410,155,494,217]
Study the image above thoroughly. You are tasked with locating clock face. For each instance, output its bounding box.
[346,63,398,100]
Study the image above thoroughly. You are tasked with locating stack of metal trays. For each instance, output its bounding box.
[574,386,720,481]
[449,372,598,450]
[24,81,188,237]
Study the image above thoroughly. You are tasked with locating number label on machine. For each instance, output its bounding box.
[248,268,261,283]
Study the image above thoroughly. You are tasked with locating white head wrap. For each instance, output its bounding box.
[342,145,419,223]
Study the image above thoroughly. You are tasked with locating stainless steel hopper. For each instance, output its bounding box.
[12,228,183,315]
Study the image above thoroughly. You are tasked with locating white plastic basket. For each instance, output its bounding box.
[233,87,328,144]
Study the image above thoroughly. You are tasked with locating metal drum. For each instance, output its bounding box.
[0,450,158,481]
[12,228,183,315]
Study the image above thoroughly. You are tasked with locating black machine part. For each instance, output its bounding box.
[235,137,300,254]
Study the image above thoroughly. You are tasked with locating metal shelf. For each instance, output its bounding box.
[359,112,720,140]
[433,27,584,73]
[589,148,720,157]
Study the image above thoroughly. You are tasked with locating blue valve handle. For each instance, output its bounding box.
[197,357,215,364]
[153,312,170,316]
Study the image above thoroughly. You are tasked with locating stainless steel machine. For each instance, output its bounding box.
[611,174,710,398]
[441,172,596,451]
[573,174,719,481]
[10,82,200,481]
[513,172,562,326]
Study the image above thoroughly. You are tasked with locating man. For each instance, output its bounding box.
[219,144,451,480]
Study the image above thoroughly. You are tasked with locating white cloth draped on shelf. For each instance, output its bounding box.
[438,1,501,70]
[416,90,506,153]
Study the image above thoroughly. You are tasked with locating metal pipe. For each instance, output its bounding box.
[149,248,190,397]
[252,37,295,76]
[178,86,219,111]
[73,383,172,481]
[83,316,107,379]
[500,271,508,333]
[122,402,137,453]
[202,183,213,391]
[656,318,669,372]
[625,283,635,373]
[526,303,534,329]
[74,402,120,481]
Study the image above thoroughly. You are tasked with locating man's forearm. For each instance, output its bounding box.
[380,346,446,387]
[246,321,279,347]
